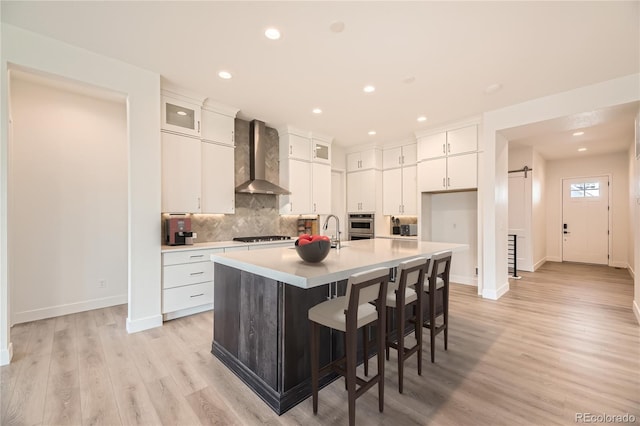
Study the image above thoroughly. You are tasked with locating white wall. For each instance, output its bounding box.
[480,74,640,301]
[429,191,478,285]
[532,150,547,269]
[1,24,161,365]
[10,75,127,323]
[545,152,629,267]
[631,111,640,324]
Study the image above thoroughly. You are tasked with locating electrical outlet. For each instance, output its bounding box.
[99,279,107,288]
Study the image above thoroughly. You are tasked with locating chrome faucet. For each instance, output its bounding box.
[322,214,341,250]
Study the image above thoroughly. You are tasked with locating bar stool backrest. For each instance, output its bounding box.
[344,267,390,315]
[397,257,429,296]
[427,251,452,284]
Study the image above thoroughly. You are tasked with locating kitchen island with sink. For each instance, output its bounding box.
[210,238,466,414]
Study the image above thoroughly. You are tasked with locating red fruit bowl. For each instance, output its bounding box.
[295,239,331,263]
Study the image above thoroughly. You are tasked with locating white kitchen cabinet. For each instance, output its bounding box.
[312,138,331,164]
[280,159,312,214]
[279,132,312,161]
[162,132,202,213]
[383,165,417,215]
[201,108,235,146]
[417,125,477,161]
[202,142,235,214]
[312,162,331,214]
[347,148,382,172]
[382,144,417,169]
[347,169,379,212]
[162,95,201,137]
[162,247,222,320]
[417,153,477,192]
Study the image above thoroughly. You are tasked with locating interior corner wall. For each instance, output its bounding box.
[545,152,629,267]
[632,110,640,325]
[1,23,162,364]
[10,77,128,323]
[532,150,547,270]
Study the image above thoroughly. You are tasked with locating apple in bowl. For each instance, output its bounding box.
[295,234,331,263]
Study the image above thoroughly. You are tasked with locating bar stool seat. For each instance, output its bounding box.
[309,267,389,426]
[385,281,418,305]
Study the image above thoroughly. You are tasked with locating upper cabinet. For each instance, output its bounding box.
[416,124,478,193]
[279,127,312,161]
[312,135,332,165]
[347,148,382,172]
[201,100,238,147]
[162,95,202,137]
[382,143,417,169]
[417,125,477,161]
[382,143,417,215]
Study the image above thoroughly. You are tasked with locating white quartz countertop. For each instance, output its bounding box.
[211,239,467,289]
[161,239,295,253]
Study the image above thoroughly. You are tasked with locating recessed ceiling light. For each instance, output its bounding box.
[578,147,587,152]
[484,83,502,94]
[329,21,345,33]
[363,85,375,93]
[573,131,585,136]
[265,28,281,40]
[368,130,376,136]
[218,70,232,80]
[417,116,427,122]
[312,108,322,114]
[403,76,415,84]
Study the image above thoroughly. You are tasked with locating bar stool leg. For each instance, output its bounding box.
[416,296,423,375]
[385,306,391,361]
[346,324,358,426]
[363,326,369,377]
[397,302,405,394]
[377,315,385,413]
[310,321,319,414]
[443,286,449,351]
[430,291,436,363]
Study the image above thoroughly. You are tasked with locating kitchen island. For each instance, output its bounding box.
[211,238,466,414]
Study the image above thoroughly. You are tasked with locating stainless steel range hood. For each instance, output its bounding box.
[235,120,290,195]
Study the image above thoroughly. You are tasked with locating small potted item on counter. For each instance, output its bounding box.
[295,234,331,263]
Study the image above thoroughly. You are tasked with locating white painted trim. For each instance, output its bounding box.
[12,295,127,325]
[627,264,635,278]
[162,304,212,321]
[482,281,509,300]
[545,256,562,263]
[533,258,547,271]
[609,261,628,269]
[451,274,477,286]
[0,342,13,366]
[126,313,163,334]
[633,300,640,326]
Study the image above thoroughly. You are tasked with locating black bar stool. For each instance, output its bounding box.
[422,251,452,363]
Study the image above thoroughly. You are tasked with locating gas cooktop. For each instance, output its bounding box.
[233,235,292,243]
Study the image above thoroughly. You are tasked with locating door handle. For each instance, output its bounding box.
[563,231,570,234]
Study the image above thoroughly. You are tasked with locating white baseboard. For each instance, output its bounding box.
[0,342,13,366]
[450,274,477,286]
[12,294,128,325]
[628,264,635,278]
[533,258,547,271]
[633,300,640,326]
[163,304,212,321]
[609,260,628,268]
[482,281,509,300]
[545,256,562,263]
[126,314,163,334]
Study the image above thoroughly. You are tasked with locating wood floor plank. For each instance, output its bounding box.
[0,262,638,426]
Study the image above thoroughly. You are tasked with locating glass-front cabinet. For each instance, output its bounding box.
[162,96,202,137]
[312,138,331,164]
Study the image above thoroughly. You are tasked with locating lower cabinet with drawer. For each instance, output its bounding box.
[162,247,222,320]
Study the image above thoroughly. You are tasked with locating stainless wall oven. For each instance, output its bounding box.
[348,214,374,240]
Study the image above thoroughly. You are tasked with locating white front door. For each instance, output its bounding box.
[562,176,609,264]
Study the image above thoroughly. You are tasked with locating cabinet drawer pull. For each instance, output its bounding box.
[442,177,446,187]
[190,271,205,276]
[190,293,205,298]
[189,254,205,258]
[448,177,451,186]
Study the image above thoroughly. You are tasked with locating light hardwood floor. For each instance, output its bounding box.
[2,262,639,425]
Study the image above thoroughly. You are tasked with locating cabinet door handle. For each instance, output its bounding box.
[313,203,316,213]
[190,293,205,298]
[197,120,201,133]
[442,177,446,187]
[398,157,401,165]
[442,144,446,154]
[447,143,450,153]
[190,271,205,276]
[189,254,205,258]
[197,197,201,210]
[448,177,451,187]
[290,145,293,155]
[231,131,234,143]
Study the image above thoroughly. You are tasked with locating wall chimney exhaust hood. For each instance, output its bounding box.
[235,120,290,195]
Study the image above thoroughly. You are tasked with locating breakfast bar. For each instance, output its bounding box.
[211,239,466,414]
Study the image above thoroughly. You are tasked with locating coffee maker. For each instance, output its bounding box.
[165,216,194,246]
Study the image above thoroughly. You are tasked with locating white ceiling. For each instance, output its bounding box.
[2,1,639,150]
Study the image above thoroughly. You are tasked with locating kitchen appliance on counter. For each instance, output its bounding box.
[391,216,401,235]
[233,235,292,243]
[348,213,374,240]
[165,216,193,246]
[400,224,417,236]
